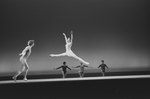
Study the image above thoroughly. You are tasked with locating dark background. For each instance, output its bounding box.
[0,0,150,74]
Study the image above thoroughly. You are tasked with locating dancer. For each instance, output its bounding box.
[54,61,71,78]
[72,62,92,77]
[98,60,109,76]
[49,31,89,65]
[12,40,34,82]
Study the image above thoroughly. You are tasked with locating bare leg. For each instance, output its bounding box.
[101,71,105,76]
[78,71,82,77]
[62,71,65,78]
[50,52,67,57]
[64,72,67,78]
[72,55,89,65]
[13,64,25,82]
[24,62,29,81]
[81,72,84,77]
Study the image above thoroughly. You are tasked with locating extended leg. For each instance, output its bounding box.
[50,52,67,57]
[72,55,89,65]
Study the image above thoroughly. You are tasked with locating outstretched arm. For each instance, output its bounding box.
[56,66,62,70]
[106,65,109,69]
[72,66,80,68]
[67,66,71,70]
[85,65,93,68]
[70,31,73,43]
[84,65,88,67]
[98,65,101,68]
[63,33,68,43]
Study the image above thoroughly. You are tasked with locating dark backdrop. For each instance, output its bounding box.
[0,0,150,73]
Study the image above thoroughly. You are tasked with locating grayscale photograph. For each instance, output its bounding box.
[0,0,150,99]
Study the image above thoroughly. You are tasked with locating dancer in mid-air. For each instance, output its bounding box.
[12,40,34,82]
[49,31,89,65]
[54,61,71,78]
[72,62,93,77]
[98,60,109,76]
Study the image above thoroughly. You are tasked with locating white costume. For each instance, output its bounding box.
[50,31,89,65]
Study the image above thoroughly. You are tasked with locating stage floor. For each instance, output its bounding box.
[0,75,150,99]
[0,74,150,84]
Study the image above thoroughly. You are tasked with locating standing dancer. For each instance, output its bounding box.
[72,62,92,77]
[54,62,71,78]
[98,60,109,76]
[49,31,89,65]
[12,40,34,82]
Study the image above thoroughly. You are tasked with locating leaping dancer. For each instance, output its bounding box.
[12,40,34,82]
[49,31,89,65]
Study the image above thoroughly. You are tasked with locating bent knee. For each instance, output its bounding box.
[25,66,29,70]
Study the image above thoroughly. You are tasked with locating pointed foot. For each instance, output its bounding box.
[23,78,28,81]
[84,62,89,65]
[49,54,54,57]
[12,76,17,82]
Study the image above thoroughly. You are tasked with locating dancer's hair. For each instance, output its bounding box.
[101,60,104,63]
[67,38,71,42]
[63,61,66,65]
[28,40,34,46]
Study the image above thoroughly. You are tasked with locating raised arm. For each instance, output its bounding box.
[63,33,68,43]
[70,31,73,43]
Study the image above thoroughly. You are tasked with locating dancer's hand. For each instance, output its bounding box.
[63,33,65,35]
[19,53,22,56]
[54,68,56,70]
[70,31,73,34]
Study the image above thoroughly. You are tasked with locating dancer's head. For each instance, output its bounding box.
[80,62,83,65]
[63,61,66,65]
[28,40,34,47]
[67,38,71,43]
[101,60,104,64]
